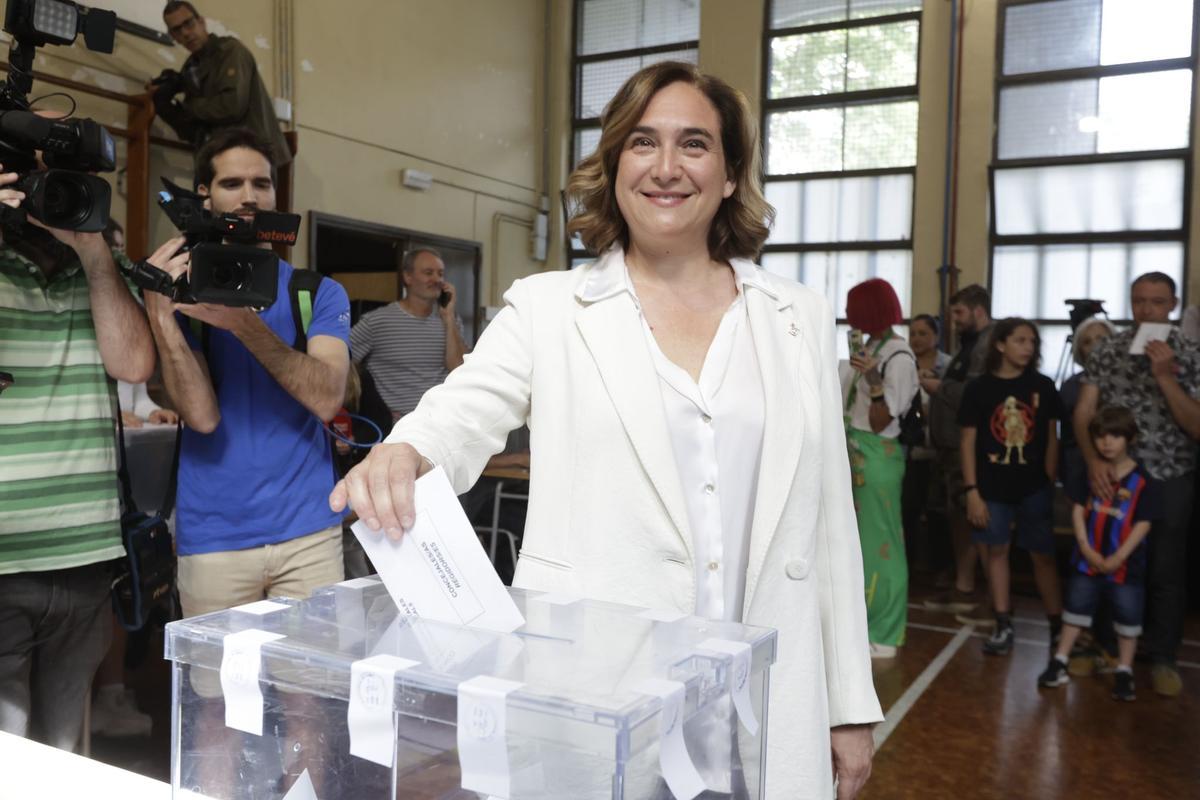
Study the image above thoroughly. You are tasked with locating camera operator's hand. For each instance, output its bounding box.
[329,442,432,540]
[0,167,26,209]
[26,216,108,262]
[146,69,182,94]
[142,236,191,318]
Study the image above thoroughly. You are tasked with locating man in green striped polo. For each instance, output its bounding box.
[0,169,155,753]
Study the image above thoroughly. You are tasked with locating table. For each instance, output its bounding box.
[0,730,169,799]
[479,465,529,565]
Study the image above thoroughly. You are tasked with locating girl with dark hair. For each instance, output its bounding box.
[957,318,1064,655]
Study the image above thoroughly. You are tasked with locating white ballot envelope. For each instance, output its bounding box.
[1130,322,1173,355]
[351,467,525,633]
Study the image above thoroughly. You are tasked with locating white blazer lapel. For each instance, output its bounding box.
[573,260,694,561]
[744,279,806,604]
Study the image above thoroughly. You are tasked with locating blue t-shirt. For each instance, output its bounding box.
[174,260,351,555]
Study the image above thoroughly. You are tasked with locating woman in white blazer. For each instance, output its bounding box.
[331,62,883,798]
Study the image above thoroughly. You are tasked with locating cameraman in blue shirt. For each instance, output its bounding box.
[143,128,350,619]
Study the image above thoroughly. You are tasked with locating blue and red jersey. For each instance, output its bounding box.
[1069,463,1162,586]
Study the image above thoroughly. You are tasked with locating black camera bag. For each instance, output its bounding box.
[111,397,181,631]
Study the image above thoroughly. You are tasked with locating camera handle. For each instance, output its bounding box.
[124,258,190,303]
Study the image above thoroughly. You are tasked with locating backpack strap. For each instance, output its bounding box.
[880,349,916,376]
[288,268,324,352]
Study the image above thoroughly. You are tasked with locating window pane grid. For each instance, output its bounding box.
[570,0,701,257]
[768,19,918,100]
[991,0,1193,328]
[763,1,922,317]
[770,0,921,30]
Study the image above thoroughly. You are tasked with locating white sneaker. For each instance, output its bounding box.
[869,643,898,659]
[90,685,152,738]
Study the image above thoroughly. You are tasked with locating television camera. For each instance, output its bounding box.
[126,178,300,307]
[0,0,118,233]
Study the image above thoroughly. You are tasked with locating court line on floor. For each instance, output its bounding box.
[874,624,974,751]
[908,603,1200,648]
[907,621,1200,671]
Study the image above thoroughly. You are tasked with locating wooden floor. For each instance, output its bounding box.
[92,585,1200,799]
[864,593,1200,800]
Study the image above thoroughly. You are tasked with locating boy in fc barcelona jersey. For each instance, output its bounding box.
[1038,406,1163,700]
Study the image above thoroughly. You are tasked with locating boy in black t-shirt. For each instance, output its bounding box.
[958,318,1064,655]
[1038,406,1161,700]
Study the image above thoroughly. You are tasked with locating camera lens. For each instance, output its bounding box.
[212,261,251,291]
[41,174,92,228]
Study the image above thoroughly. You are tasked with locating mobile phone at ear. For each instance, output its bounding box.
[438,289,452,308]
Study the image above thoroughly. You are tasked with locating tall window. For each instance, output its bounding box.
[569,0,701,264]
[761,0,922,349]
[990,0,1194,375]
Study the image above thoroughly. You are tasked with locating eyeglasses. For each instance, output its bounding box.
[167,16,199,37]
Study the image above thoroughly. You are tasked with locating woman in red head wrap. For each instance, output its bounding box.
[841,278,917,659]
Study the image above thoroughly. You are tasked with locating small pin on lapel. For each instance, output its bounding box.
[788,322,799,337]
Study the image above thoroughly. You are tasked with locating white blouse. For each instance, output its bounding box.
[838,334,919,439]
[623,261,766,623]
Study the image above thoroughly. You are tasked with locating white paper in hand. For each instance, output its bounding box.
[1130,322,1173,355]
[351,467,525,633]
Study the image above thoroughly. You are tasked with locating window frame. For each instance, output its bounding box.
[987,0,1199,334]
[760,1,923,321]
[567,0,702,266]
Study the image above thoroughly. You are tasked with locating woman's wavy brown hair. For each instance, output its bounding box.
[566,61,774,262]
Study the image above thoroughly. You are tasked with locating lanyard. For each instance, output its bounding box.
[845,330,893,414]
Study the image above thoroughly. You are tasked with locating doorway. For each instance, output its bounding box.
[308,212,482,344]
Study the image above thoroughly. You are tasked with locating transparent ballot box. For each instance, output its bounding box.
[165,581,777,800]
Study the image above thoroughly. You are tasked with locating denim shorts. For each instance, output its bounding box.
[1063,573,1145,637]
[972,486,1054,554]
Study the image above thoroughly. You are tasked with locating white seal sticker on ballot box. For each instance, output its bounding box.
[457,675,525,798]
[634,678,707,800]
[219,628,286,735]
[348,654,420,767]
[699,638,758,736]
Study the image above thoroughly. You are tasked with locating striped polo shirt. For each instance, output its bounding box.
[350,302,464,416]
[0,243,130,574]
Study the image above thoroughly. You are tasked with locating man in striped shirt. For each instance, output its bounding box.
[350,247,467,420]
[0,173,155,752]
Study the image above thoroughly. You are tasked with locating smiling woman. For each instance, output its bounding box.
[333,61,884,799]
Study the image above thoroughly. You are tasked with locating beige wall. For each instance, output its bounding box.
[15,0,550,306]
[290,0,549,304]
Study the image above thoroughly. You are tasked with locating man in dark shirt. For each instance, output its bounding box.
[151,2,291,168]
[923,284,994,616]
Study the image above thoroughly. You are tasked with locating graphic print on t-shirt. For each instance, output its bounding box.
[957,372,1061,503]
[987,392,1039,466]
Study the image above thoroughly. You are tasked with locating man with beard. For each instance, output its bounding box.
[152,2,291,168]
[923,284,993,620]
[142,128,349,617]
